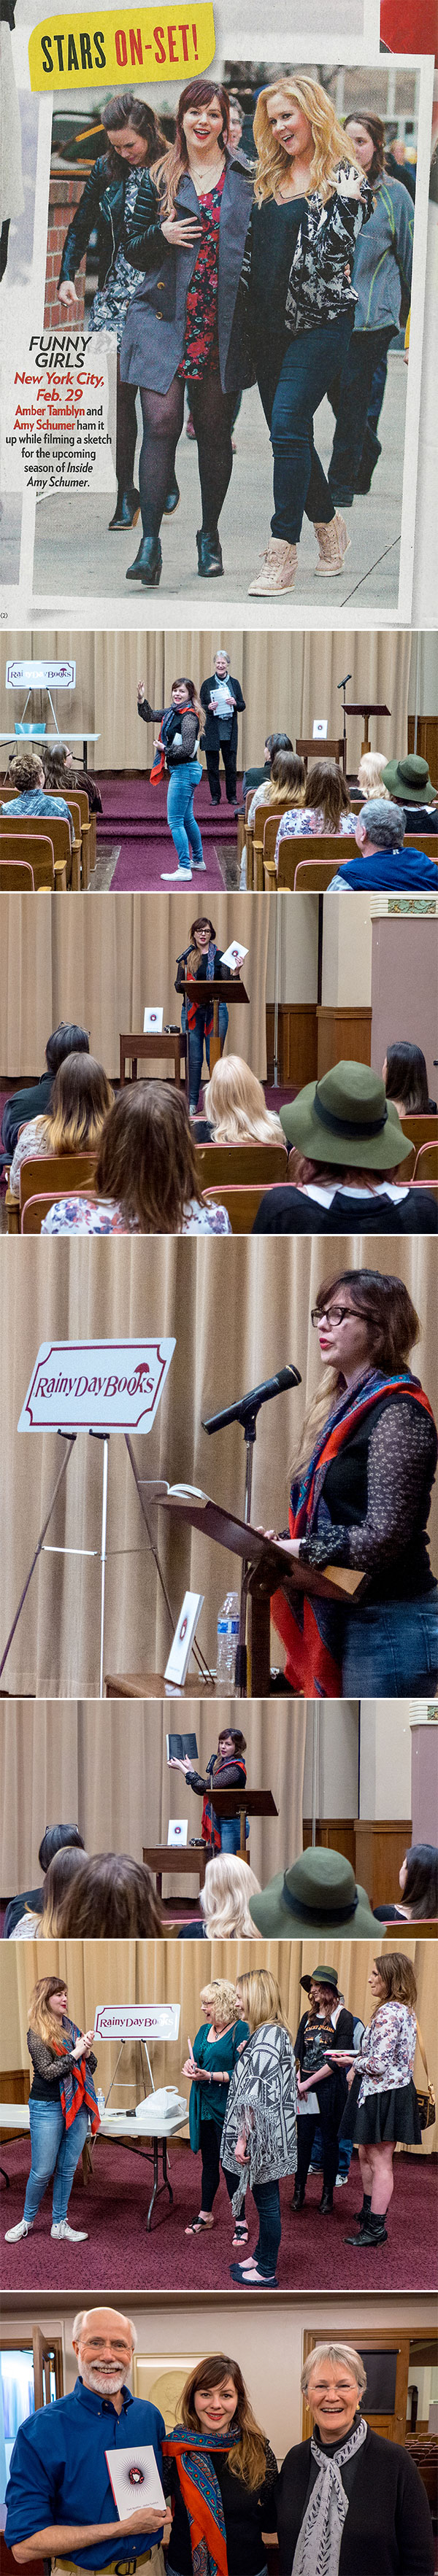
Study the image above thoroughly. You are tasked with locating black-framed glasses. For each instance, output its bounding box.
[311,1305,369,1328]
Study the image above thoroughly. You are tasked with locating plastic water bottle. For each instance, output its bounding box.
[96,2089,106,2119]
[216,1592,239,1691]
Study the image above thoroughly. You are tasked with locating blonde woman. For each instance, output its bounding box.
[244,78,372,595]
[4,1976,99,2248]
[247,748,305,831]
[179,1853,261,1942]
[204,1056,284,1144]
[357,750,391,799]
[9,1053,113,1199]
[221,1968,298,2286]
[182,1979,250,2241]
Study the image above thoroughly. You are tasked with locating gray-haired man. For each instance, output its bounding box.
[5,2305,170,2576]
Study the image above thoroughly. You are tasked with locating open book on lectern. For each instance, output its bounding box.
[158,1489,364,1600]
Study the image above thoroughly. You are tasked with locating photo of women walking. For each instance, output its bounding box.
[265,1268,438,1696]
[220,1969,298,2288]
[57,93,180,532]
[120,77,254,586]
[4,1976,99,2247]
[162,2351,277,2576]
[182,1979,250,2245]
[242,77,373,594]
[138,675,204,880]
[327,1952,425,2249]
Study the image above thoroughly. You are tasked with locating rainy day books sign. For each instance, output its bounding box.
[18,1338,176,1432]
[93,2006,181,2039]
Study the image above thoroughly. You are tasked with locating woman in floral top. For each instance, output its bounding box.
[41,1082,231,1237]
[326,1952,422,2251]
[274,759,356,871]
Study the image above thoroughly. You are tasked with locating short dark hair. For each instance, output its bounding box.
[266,733,293,759]
[385,1041,429,1114]
[218,1728,247,1752]
[45,1023,90,1076]
[402,1844,438,1920]
[38,1823,85,1873]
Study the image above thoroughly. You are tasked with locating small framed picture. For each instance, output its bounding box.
[164,1591,204,1688]
[312,720,328,740]
[144,1007,164,1032]
[167,1818,188,1847]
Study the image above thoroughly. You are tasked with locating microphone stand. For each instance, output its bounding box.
[337,672,351,775]
[235,1400,260,1695]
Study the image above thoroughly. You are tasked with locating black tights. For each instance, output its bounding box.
[116,354,138,495]
[138,372,236,540]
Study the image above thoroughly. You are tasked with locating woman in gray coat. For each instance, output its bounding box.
[120,76,253,586]
[220,1968,298,2289]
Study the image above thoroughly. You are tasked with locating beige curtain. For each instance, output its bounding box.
[0,1696,306,1893]
[0,892,269,1079]
[2,630,412,775]
[2,1935,437,2154]
[1,1238,436,1697]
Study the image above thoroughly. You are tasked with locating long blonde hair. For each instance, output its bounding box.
[27,1974,69,2047]
[253,77,361,206]
[204,1055,283,1143]
[200,1854,260,1938]
[236,1968,291,2035]
[357,752,391,799]
[36,1053,113,1157]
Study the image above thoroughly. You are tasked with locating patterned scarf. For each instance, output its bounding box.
[272,1370,434,1696]
[186,942,218,1037]
[163,2427,240,2576]
[201,1752,247,1852]
[50,2017,100,2135]
[291,2416,368,2576]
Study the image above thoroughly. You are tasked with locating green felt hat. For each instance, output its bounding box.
[382,754,436,804]
[250,1846,377,1940]
[280,1060,412,1168]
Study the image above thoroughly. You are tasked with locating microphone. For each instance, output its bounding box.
[176,945,193,962]
[337,673,352,689]
[203,1362,301,1436]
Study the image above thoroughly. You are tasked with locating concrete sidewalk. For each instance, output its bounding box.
[33,352,407,617]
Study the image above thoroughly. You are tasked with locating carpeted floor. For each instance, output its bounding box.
[97,774,239,892]
[1,2138,435,2294]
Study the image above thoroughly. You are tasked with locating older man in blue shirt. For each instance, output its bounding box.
[5,2305,169,2576]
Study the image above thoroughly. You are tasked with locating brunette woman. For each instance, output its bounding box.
[9,1053,114,1200]
[57,92,178,531]
[274,760,353,867]
[374,1842,438,1924]
[162,2351,277,2576]
[326,1952,423,2248]
[175,915,242,1112]
[263,1268,438,1695]
[40,1082,231,1235]
[243,77,372,594]
[138,674,204,879]
[383,1042,434,1117]
[170,1724,248,1856]
[293,1968,355,2216]
[120,78,253,585]
[328,113,413,505]
[4,1975,99,2246]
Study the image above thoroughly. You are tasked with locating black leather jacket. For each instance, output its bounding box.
[58,156,128,289]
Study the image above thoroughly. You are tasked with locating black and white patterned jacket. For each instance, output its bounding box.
[220,2018,298,2211]
[242,166,374,337]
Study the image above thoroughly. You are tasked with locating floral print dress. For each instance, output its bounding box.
[90,167,147,348]
[178,169,226,380]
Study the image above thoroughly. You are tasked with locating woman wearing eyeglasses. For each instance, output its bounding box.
[264,1268,438,1696]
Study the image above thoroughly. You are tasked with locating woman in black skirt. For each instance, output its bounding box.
[326,1951,421,2249]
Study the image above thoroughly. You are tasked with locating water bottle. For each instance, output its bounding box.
[96,2089,105,2119]
[216,1591,239,1691]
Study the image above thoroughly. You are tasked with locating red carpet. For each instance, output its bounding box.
[97,774,239,892]
[1,2139,435,2294]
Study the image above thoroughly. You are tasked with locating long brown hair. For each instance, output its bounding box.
[52,1853,164,1939]
[304,762,351,830]
[28,1975,69,2047]
[154,78,230,217]
[291,1268,420,1475]
[39,1053,114,1155]
[95,1082,204,1231]
[101,90,166,180]
[177,2354,268,2488]
[264,750,305,810]
[374,1952,418,2009]
[39,1845,87,1936]
[344,111,385,185]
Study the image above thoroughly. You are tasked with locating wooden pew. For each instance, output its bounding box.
[0,812,72,887]
[0,831,56,889]
[196,1140,288,1185]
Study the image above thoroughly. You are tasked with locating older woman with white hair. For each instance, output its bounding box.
[182,1976,250,2243]
[275,2339,434,2575]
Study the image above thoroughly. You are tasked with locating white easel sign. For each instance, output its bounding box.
[18,1338,175,1434]
[6,661,76,688]
[144,1007,164,1033]
[93,2004,180,2041]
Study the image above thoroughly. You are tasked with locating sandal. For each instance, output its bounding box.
[185,2214,214,2235]
[231,2219,249,2247]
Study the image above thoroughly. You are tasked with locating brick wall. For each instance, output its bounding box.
[44,167,90,327]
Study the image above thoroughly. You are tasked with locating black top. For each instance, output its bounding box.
[248,198,306,348]
[294,2006,355,2075]
[4,1885,45,1938]
[1,1074,53,1158]
[166,2445,277,2576]
[298,1387,437,1602]
[27,2022,97,2103]
[252,1186,438,1236]
[275,2425,434,2576]
[199,678,245,756]
[59,156,128,289]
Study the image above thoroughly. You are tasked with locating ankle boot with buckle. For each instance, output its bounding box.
[353,2193,372,2227]
[196,527,223,578]
[126,535,162,586]
[108,486,140,532]
[344,2211,388,2248]
[313,511,350,575]
[249,537,298,596]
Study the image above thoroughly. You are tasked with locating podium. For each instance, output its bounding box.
[345,702,391,758]
[159,1492,364,1697]
[206,1785,278,1862]
[181,977,250,1073]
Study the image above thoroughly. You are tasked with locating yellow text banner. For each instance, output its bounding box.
[28,3,215,87]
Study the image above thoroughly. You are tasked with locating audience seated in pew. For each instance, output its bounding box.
[327,799,438,893]
[42,740,103,815]
[40,1082,231,1235]
[1,749,74,842]
[31,1850,164,1938]
[204,1055,283,1144]
[356,750,391,800]
[11,1844,88,1938]
[252,1061,438,1236]
[275,762,355,869]
[9,1052,114,1199]
[373,1841,438,1923]
[383,1040,437,1117]
[381,751,438,833]
[241,730,293,805]
[178,1854,261,1939]
[247,750,305,832]
[1,1022,90,1163]
[3,1824,86,1938]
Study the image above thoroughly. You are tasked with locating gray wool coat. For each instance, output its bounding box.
[119,150,254,396]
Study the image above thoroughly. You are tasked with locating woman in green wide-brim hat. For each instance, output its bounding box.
[278,1060,415,1167]
[249,1847,378,1939]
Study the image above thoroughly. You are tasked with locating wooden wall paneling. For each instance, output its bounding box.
[407,716,438,783]
[316,1006,372,1075]
[266,1003,318,1087]
[302,1817,356,1869]
[355,1819,412,1912]
[301,2327,412,2444]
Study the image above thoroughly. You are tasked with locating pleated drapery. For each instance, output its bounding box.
[0,1695,306,1893]
[1,629,412,775]
[0,892,269,1078]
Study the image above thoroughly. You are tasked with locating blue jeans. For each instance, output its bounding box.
[23,2098,90,2222]
[185,1001,228,1110]
[167,763,204,871]
[252,2178,282,2277]
[328,325,395,493]
[341,1589,438,1694]
[311,2119,353,2179]
[258,313,353,543]
[220,1817,248,1855]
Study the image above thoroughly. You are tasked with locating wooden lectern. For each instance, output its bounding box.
[346,702,391,758]
[180,977,250,1073]
[159,1492,364,1697]
[207,1785,278,1862]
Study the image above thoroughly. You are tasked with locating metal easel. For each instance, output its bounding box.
[0,1433,214,1696]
